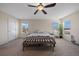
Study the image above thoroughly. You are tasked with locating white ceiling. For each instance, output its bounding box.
[0,3,79,20]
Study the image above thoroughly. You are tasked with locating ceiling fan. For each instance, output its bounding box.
[27,3,56,15]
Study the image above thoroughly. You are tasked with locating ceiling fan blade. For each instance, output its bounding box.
[28,4,36,7]
[44,3,56,8]
[42,10,47,14]
[34,10,38,15]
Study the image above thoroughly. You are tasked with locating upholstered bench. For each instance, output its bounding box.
[23,36,56,51]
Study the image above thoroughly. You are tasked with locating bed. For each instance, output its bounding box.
[23,32,56,51]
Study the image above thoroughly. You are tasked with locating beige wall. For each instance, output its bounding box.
[28,19,53,33]
[0,10,19,45]
[61,11,79,44]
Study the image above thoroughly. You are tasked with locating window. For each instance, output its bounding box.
[52,22,59,30]
[64,20,71,30]
[21,23,29,33]
[22,23,28,29]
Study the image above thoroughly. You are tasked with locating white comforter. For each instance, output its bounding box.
[27,32,54,37]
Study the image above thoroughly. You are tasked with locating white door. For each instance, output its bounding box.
[8,17,16,41]
[0,13,8,45]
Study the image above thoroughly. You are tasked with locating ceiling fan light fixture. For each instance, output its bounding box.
[37,5,44,11]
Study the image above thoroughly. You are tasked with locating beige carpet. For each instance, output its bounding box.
[0,38,79,56]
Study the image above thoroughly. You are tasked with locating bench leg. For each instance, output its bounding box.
[23,46,24,51]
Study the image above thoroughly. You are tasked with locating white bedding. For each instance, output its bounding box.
[27,32,54,37]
